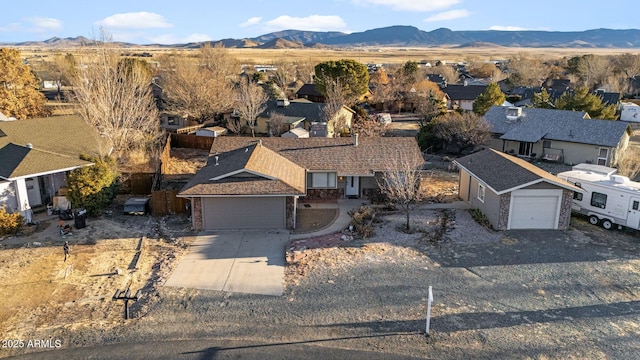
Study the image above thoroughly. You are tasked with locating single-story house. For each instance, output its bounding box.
[484,106,632,166]
[295,83,325,103]
[179,136,424,230]
[0,115,103,219]
[256,99,355,138]
[443,84,487,111]
[454,149,581,230]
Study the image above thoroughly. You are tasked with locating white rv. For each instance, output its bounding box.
[557,164,640,230]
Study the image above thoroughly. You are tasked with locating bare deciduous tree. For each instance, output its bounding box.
[268,112,288,137]
[159,44,237,123]
[322,77,350,137]
[577,54,611,89]
[271,60,296,96]
[376,160,423,231]
[616,150,640,181]
[426,64,459,84]
[235,78,268,137]
[295,59,317,84]
[507,54,550,87]
[352,114,387,137]
[432,112,491,154]
[69,32,160,160]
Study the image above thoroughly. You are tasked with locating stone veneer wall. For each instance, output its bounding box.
[192,197,203,231]
[558,189,573,230]
[286,196,296,230]
[497,193,511,230]
[305,188,344,201]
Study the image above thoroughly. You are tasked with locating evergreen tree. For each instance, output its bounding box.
[472,82,506,115]
[314,59,369,106]
[554,87,617,119]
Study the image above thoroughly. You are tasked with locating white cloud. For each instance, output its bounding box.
[184,33,212,43]
[96,12,172,29]
[264,15,347,32]
[0,23,22,33]
[240,17,262,28]
[424,9,470,22]
[353,0,459,12]
[24,17,63,32]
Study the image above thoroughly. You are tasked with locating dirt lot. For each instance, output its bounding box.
[0,203,194,356]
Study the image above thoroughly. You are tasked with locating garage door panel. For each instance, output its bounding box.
[203,197,285,230]
[509,190,561,230]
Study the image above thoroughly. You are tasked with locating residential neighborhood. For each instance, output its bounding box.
[1,9,640,358]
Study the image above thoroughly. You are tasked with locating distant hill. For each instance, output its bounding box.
[3,26,640,48]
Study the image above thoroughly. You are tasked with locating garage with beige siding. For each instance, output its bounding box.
[454,149,580,231]
[202,197,286,230]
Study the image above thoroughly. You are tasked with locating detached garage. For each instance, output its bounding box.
[454,149,580,230]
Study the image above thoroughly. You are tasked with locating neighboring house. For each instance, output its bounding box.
[426,74,447,88]
[178,136,424,230]
[484,106,632,166]
[0,115,102,219]
[160,113,191,132]
[442,84,487,111]
[593,89,620,106]
[256,99,355,138]
[295,83,325,103]
[454,149,580,230]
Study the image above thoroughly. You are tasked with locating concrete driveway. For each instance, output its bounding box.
[164,230,289,296]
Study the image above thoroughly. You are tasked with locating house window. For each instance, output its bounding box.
[477,184,485,203]
[597,148,609,166]
[543,140,551,148]
[308,172,337,188]
[167,116,179,125]
[573,192,583,201]
[633,201,639,211]
[590,192,607,209]
[518,142,534,156]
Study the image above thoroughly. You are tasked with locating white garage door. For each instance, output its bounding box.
[202,197,286,230]
[509,189,562,229]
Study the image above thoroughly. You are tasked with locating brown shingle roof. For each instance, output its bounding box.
[209,137,424,176]
[0,115,104,158]
[0,143,93,179]
[454,149,579,194]
[179,143,306,196]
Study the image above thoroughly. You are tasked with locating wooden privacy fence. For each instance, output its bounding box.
[170,133,214,150]
[152,190,188,216]
[120,173,155,195]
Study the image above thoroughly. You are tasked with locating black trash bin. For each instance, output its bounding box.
[74,209,87,229]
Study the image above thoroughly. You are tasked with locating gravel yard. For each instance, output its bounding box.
[5,206,639,359]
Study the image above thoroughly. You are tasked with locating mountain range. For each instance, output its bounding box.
[4,26,640,48]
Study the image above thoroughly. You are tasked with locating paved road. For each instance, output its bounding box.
[10,339,423,360]
[164,230,289,296]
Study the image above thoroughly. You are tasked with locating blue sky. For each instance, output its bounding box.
[1,0,637,44]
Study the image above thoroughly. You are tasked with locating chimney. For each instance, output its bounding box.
[214,156,219,166]
[25,143,33,148]
[276,99,290,107]
[354,133,359,147]
[258,139,263,147]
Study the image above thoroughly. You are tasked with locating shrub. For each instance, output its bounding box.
[349,205,375,238]
[469,208,492,229]
[0,206,23,236]
[66,155,119,217]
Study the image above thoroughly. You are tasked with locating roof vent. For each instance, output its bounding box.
[214,155,219,166]
[354,133,359,147]
[505,107,522,123]
[611,175,629,184]
[26,143,33,148]
[276,99,290,107]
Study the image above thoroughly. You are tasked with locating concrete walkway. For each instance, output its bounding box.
[165,230,289,296]
[290,199,368,240]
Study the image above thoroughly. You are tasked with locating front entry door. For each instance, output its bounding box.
[345,176,359,198]
[627,196,640,229]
